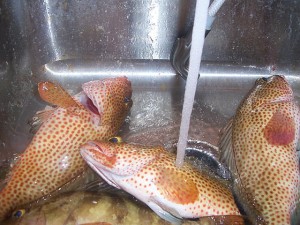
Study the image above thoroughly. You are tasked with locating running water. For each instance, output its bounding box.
[176,0,210,167]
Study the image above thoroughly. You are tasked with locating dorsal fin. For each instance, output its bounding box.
[38,81,80,109]
[28,81,83,133]
[219,119,238,176]
[219,119,267,225]
[0,154,22,191]
[28,106,55,134]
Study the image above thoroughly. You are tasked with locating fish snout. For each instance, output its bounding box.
[80,141,117,169]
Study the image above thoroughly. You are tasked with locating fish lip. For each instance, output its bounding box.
[83,141,105,154]
[86,140,99,148]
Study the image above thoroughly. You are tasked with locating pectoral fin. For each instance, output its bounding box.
[155,167,198,205]
[30,81,83,131]
[148,201,182,225]
[38,81,80,109]
[263,109,295,146]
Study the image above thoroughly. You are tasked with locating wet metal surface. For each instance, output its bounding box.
[1,0,300,159]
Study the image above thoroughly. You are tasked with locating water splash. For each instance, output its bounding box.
[176,0,210,167]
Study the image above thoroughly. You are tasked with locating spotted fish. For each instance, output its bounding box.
[219,75,300,224]
[0,77,132,221]
[80,140,244,225]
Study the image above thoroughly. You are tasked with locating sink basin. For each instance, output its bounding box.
[0,0,299,224]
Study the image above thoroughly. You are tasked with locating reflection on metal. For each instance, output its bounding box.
[44,0,60,59]
[171,28,212,80]
[148,0,160,59]
[43,59,176,78]
[171,29,192,79]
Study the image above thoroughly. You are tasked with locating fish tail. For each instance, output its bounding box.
[196,215,246,225]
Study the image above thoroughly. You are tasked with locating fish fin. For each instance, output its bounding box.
[219,120,266,225]
[0,161,10,187]
[263,109,295,146]
[155,167,199,205]
[147,201,182,225]
[1,154,23,189]
[38,81,80,109]
[219,119,238,176]
[28,106,55,133]
[195,215,246,225]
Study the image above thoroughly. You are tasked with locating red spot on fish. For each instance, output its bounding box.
[156,167,198,204]
[263,110,295,146]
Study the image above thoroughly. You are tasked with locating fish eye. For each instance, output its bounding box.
[124,96,133,108]
[109,137,123,143]
[124,96,131,103]
[12,209,26,219]
[261,77,268,81]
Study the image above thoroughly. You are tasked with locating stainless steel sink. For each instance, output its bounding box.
[0,0,300,223]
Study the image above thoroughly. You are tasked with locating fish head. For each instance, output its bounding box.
[248,75,293,111]
[81,76,132,125]
[80,141,159,187]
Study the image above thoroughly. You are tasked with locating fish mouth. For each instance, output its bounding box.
[80,142,107,171]
[80,142,120,189]
[84,140,101,149]
[81,141,114,158]
[78,92,101,116]
[85,97,100,115]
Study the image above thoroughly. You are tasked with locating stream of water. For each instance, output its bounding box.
[176,0,210,167]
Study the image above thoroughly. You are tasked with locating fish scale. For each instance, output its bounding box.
[80,141,244,225]
[220,75,300,225]
[0,77,132,222]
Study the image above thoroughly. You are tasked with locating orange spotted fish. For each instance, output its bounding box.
[219,75,300,225]
[0,77,132,221]
[80,140,244,225]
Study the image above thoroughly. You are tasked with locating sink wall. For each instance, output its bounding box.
[1,0,300,157]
